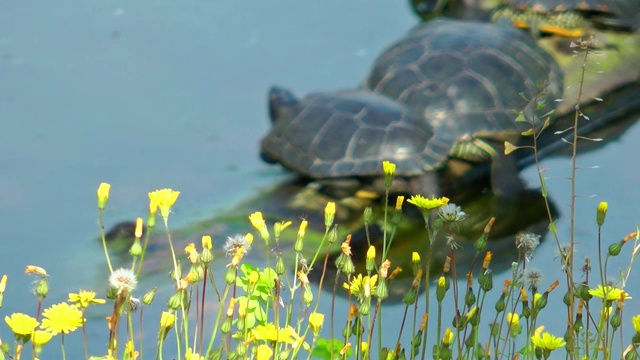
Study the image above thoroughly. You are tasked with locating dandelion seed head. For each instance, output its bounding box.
[515,232,540,262]
[109,268,137,294]
[224,234,251,256]
[525,268,543,292]
[439,203,467,223]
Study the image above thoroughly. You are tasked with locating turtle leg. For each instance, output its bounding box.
[451,137,525,197]
[472,139,525,197]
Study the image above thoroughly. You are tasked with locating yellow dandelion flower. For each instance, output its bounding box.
[134,217,144,238]
[507,312,520,326]
[309,312,324,334]
[33,330,54,345]
[442,328,454,346]
[382,160,396,176]
[256,344,273,360]
[530,326,566,350]
[41,302,84,335]
[201,235,212,250]
[588,285,631,301]
[160,311,176,329]
[148,188,180,220]
[407,195,449,210]
[5,313,39,335]
[68,290,106,308]
[248,212,270,241]
[343,274,377,299]
[185,243,198,264]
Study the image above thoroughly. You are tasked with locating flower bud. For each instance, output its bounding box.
[597,201,608,227]
[142,287,157,305]
[375,279,388,300]
[36,277,49,299]
[366,246,376,273]
[303,286,313,305]
[608,241,624,256]
[275,256,286,276]
[225,266,236,284]
[324,202,336,229]
[167,290,185,310]
[382,161,395,188]
[97,183,111,210]
[363,207,373,224]
[129,238,142,257]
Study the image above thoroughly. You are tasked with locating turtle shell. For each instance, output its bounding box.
[365,19,564,160]
[261,87,449,179]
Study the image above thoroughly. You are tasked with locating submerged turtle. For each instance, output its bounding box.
[261,88,448,197]
[363,18,563,195]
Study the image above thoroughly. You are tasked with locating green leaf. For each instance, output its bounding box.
[312,338,349,360]
[549,220,557,234]
[521,129,534,136]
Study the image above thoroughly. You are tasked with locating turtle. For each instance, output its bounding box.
[410,0,640,36]
[491,0,640,36]
[362,18,563,196]
[261,87,449,197]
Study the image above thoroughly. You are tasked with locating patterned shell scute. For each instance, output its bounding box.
[365,19,564,149]
[261,89,449,178]
[507,0,637,16]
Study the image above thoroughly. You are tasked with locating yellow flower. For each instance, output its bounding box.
[309,312,324,334]
[5,313,39,335]
[632,314,640,333]
[134,217,144,238]
[366,246,376,262]
[249,212,270,241]
[97,182,111,210]
[33,330,54,345]
[185,243,198,264]
[407,195,449,211]
[256,344,273,360]
[252,323,299,344]
[530,326,566,350]
[148,188,180,220]
[588,285,631,301]
[507,313,520,326]
[343,274,377,299]
[248,271,260,285]
[0,274,7,293]
[325,202,336,228]
[41,302,84,335]
[442,328,454,346]
[597,201,608,226]
[395,195,404,210]
[382,161,396,177]
[68,290,106,308]
[160,311,176,329]
[201,235,212,250]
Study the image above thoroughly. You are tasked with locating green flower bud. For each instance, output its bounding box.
[575,283,592,301]
[573,313,583,333]
[365,246,376,273]
[36,277,49,299]
[534,293,548,310]
[364,207,373,224]
[474,234,488,252]
[225,266,236,285]
[235,342,247,357]
[129,238,142,257]
[328,226,338,244]
[167,290,185,310]
[275,257,286,276]
[495,295,506,313]
[375,279,389,300]
[465,288,476,307]
[142,287,157,305]
[611,308,622,329]
[221,317,232,334]
[360,300,370,316]
[201,248,214,264]
[403,288,417,305]
[303,286,313,305]
[608,241,624,256]
[341,257,355,275]
[436,276,448,302]
[236,317,245,332]
[478,270,493,292]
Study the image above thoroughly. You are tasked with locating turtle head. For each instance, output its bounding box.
[268,86,301,125]
[411,0,449,20]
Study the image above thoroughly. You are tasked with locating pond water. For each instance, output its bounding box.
[1,1,639,358]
